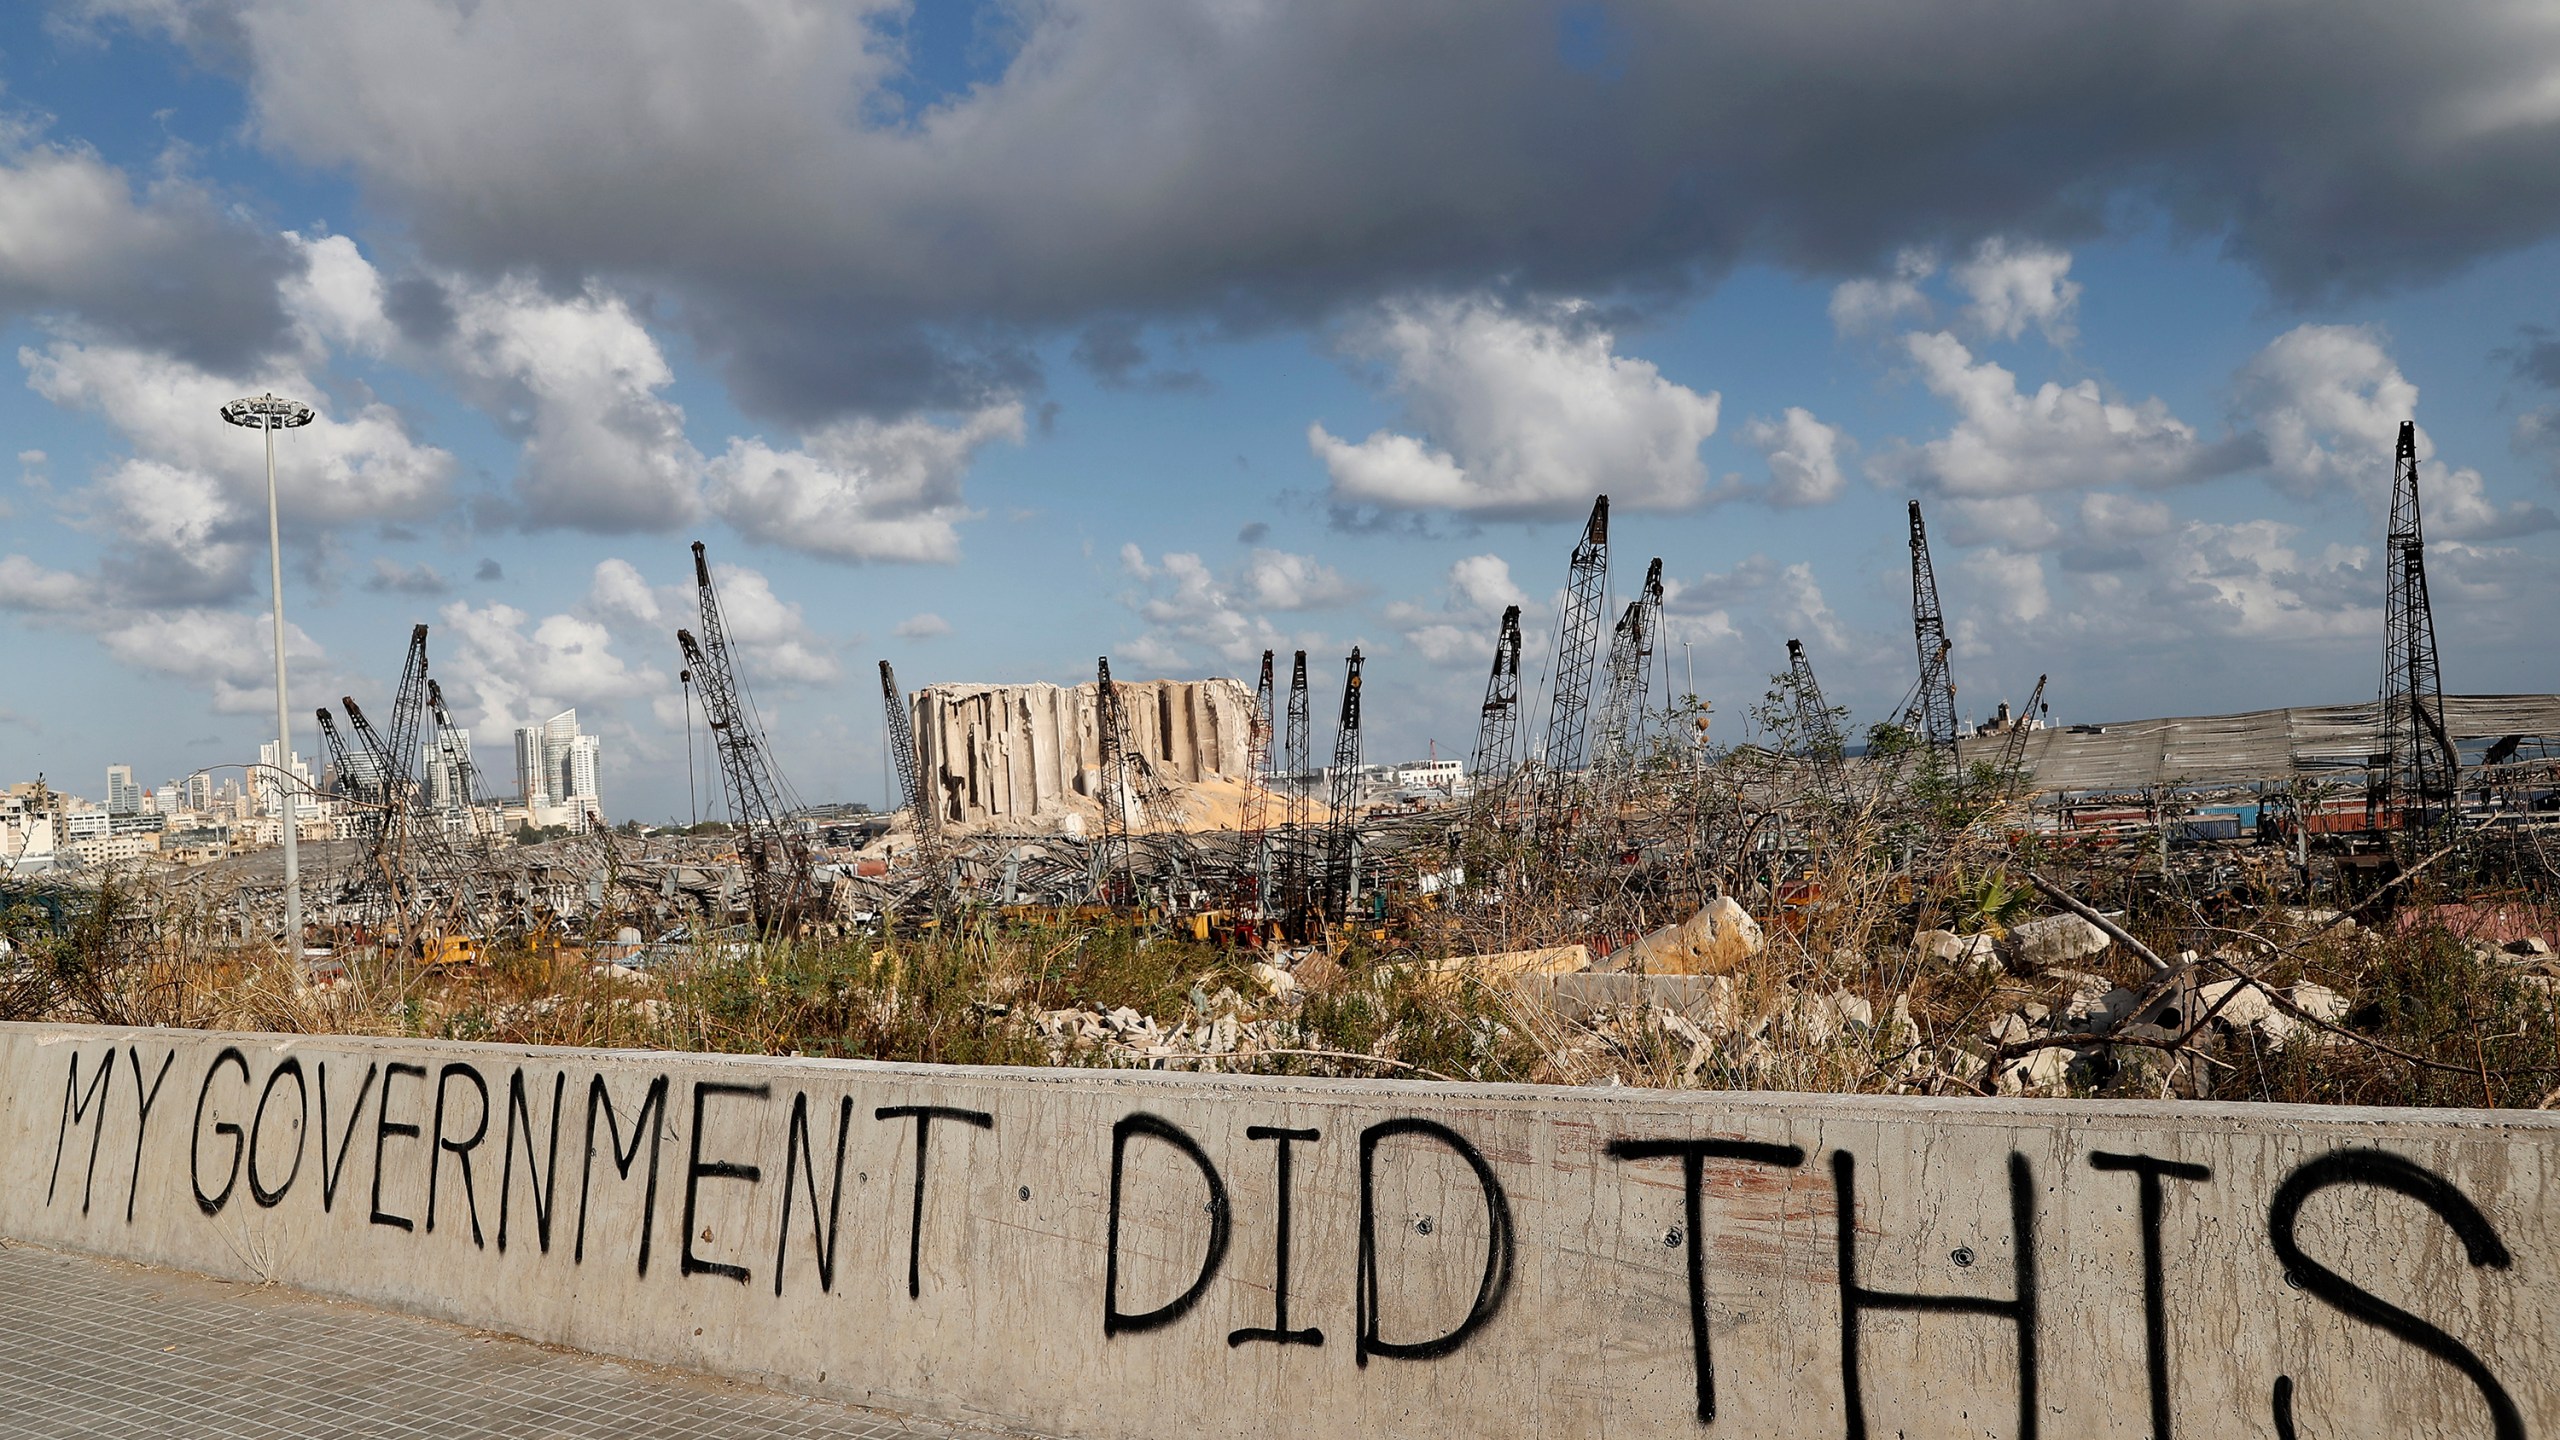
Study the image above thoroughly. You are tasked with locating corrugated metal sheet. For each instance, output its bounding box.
[1957,694,2560,792]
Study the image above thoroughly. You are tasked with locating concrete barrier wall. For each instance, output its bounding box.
[3,1021,2553,1439]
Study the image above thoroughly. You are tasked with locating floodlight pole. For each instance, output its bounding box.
[223,393,316,958]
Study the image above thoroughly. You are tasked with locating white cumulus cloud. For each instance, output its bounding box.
[446,275,703,533]
[1310,295,1720,518]
[1953,237,2081,344]
[1237,547,1361,611]
[436,598,669,739]
[706,403,1023,564]
[2235,323,2555,537]
[1829,249,1936,336]
[1877,331,2227,496]
[1741,406,1851,507]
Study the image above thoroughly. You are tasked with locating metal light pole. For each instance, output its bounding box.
[222,393,316,956]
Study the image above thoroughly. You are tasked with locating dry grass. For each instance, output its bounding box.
[10,768,2558,1109]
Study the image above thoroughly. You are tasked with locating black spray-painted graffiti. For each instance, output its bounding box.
[2266,1149,2523,1440]
[37,1043,2535,1434]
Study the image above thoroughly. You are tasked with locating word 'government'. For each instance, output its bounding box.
[16,1031,2552,1440]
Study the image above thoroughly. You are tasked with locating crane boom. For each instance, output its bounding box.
[1280,650,1312,930]
[2373,420,2458,835]
[880,661,936,839]
[1787,639,1849,808]
[679,539,811,933]
[1539,495,1610,832]
[1596,558,1664,776]
[1092,656,1145,903]
[1906,501,1959,753]
[1471,604,1523,791]
[1232,651,1277,922]
[1997,674,2048,797]
[1321,648,1365,922]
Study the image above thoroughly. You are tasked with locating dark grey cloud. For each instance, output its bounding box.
[2505,327,2560,468]
[474,557,504,581]
[383,275,457,346]
[0,143,298,368]
[93,0,2560,421]
[1072,317,1211,393]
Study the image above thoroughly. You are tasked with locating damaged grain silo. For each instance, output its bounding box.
[911,677,1256,831]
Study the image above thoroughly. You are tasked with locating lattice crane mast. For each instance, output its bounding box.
[1596,557,1664,776]
[1787,639,1849,809]
[676,540,811,934]
[1996,674,2049,798]
[879,660,952,901]
[1905,500,1960,755]
[1279,650,1312,929]
[341,696,409,881]
[1469,605,1524,813]
[1091,656,1171,905]
[317,705,401,924]
[343,696,483,946]
[880,661,942,842]
[1230,651,1277,924]
[315,707,363,808]
[315,705,376,829]
[1538,495,1611,832]
[1321,648,1365,923]
[2373,421,2458,835]
[383,625,432,822]
[424,679,485,849]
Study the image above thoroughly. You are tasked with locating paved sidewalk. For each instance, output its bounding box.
[0,1241,986,1439]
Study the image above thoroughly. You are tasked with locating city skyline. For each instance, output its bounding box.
[2,3,2558,821]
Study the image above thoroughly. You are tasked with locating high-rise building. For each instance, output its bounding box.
[566,733,602,823]
[256,742,315,819]
[514,726,549,808]
[184,773,215,813]
[105,764,139,816]
[512,710,603,829]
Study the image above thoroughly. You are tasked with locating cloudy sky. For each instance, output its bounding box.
[5,0,2560,818]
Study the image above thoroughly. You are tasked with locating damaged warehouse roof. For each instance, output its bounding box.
[1962,693,2560,792]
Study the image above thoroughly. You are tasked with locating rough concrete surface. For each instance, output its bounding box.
[3,1022,2553,1439]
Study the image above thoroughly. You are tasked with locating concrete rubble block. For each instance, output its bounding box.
[2289,982,2348,1023]
[2196,977,2275,1029]
[1987,1011,2037,1046]
[2001,913,2111,970]
[1786,990,1874,1046]
[1914,928,2000,973]
[1626,896,1764,975]
[1541,972,1737,1030]
[1997,1044,2074,1094]
[1411,944,1592,994]
[2056,977,2144,1032]
[2506,937,2554,958]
